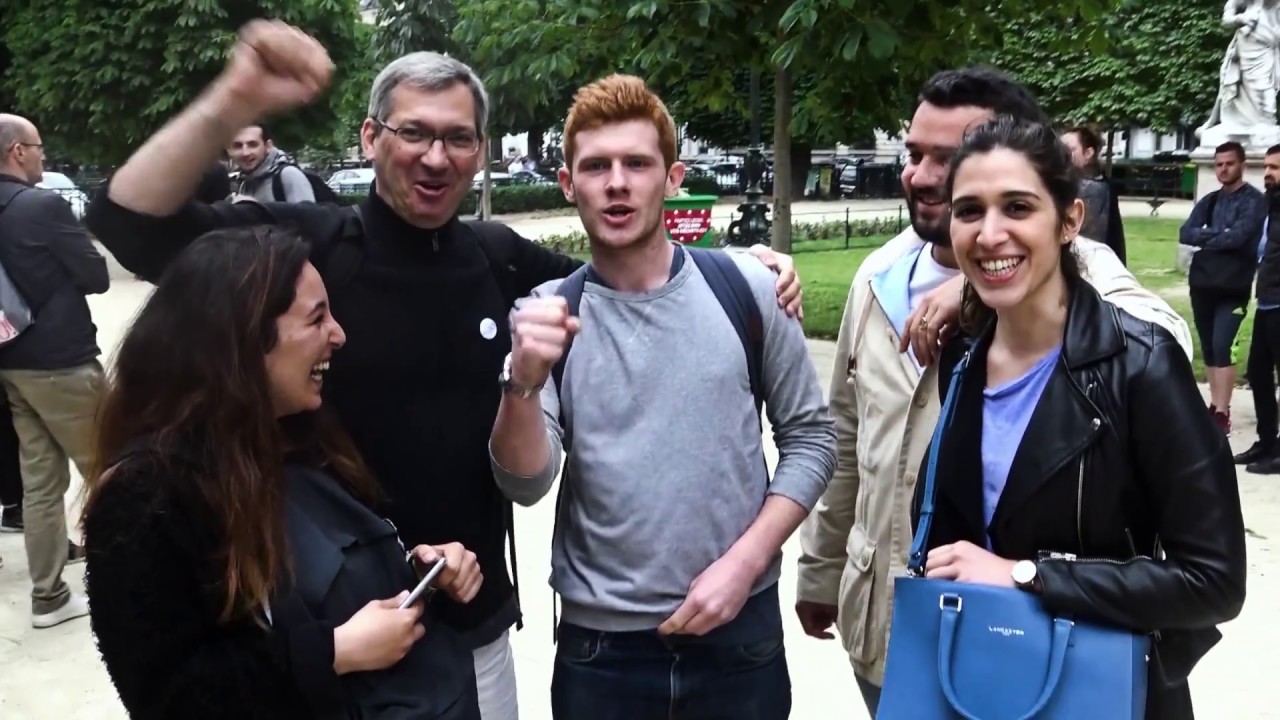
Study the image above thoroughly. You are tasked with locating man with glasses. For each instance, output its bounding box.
[0,113,109,628]
[85,21,802,718]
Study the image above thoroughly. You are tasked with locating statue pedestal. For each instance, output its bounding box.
[1189,123,1280,200]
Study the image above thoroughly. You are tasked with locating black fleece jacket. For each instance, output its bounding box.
[85,186,580,646]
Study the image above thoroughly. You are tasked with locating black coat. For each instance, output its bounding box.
[0,175,109,370]
[83,441,480,720]
[84,188,581,644]
[914,280,1247,719]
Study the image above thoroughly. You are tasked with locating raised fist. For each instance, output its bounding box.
[218,20,334,118]
[509,296,580,390]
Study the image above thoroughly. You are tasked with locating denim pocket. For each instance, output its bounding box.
[733,634,785,664]
[556,626,606,664]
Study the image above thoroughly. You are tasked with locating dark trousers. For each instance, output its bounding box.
[0,385,21,507]
[857,676,882,718]
[551,585,790,720]
[1248,306,1280,444]
[1189,289,1249,368]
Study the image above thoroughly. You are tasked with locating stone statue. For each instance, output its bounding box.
[1198,0,1280,148]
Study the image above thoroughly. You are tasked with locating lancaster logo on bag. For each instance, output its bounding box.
[988,626,1025,637]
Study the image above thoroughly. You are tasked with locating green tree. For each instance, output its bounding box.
[456,0,1119,250]
[991,0,1223,132]
[1,0,364,166]
[374,0,571,154]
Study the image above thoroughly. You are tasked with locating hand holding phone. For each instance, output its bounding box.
[399,556,447,610]
[407,542,484,604]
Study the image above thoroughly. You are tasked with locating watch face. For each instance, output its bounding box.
[1012,561,1036,585]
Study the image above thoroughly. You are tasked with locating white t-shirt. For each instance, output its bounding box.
[906,247,962,372]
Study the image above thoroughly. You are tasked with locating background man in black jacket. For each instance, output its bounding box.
[1179,141,1267,434]
[85,20,802,719]
[0,113,110,629]
[1236,144,1280,473]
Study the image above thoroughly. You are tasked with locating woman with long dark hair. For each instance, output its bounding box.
[914,116,1246,718]
[82,226,482,719]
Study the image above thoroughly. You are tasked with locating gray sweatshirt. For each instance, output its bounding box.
[236,148,315,203]
[492,246,837,632]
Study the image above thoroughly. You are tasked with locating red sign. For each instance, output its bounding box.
[663,207,713,244]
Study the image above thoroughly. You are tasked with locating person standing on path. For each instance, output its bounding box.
[84,20,802,719]
[0,113,110,628]
[1235,144,1280,473]
[1179,141,1267,434]
[1062,125,1126,265]
[228,124,315,203]
[489,74,836,720]
[792,66,1192,718]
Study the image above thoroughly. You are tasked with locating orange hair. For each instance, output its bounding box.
[563,74,678,171]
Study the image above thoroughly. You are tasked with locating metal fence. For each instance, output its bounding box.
[721,204,909,253]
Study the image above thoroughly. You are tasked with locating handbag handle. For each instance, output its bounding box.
[936,595,1074,720]
[907,350,971,575]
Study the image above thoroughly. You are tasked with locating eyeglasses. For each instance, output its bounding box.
[372,119,480,157]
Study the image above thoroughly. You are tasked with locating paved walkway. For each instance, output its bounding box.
[492,197,1194,241]
[7,195,1278,720]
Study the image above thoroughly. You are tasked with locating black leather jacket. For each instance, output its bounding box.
[915,280,1247,719]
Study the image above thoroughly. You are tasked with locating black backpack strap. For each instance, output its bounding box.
[686,248,766,419]
[271,169,286,202]
[469,221,524,308]
[466,221,534,632]
[549,265,589,405]
[545,263,589,643]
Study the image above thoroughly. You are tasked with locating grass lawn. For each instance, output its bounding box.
[794,217,1246,382]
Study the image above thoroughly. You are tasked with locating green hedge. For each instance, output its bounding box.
[537,217,903,256]
[335,175,724,215]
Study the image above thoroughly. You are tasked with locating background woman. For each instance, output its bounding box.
[82,226,483,719]
[915,116,1247,719]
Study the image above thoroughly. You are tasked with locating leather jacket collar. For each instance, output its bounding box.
[936,280,1122,551]
[963,276,1128,372]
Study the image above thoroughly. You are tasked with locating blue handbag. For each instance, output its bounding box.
[877,352,1150,719]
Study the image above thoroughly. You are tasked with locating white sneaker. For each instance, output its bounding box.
[33,593,90,629]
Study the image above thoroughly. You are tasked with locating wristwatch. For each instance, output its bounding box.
[498,353,542,399]
[1011,560,1041,593]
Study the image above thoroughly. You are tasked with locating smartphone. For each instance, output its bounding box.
[399,556,447,609]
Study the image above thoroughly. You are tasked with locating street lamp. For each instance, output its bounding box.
[726,69,771,247]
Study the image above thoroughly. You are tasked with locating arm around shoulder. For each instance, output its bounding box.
[1036,334,1247,631]
[1077,238,1194,361]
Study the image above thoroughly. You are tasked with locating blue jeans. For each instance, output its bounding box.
[551,587,790,719]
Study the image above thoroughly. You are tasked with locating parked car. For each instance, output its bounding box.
[36,171,90,219]
[326,168,376,196]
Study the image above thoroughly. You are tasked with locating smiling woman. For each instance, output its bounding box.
[898,116,1246,720]
[78,225,484,720]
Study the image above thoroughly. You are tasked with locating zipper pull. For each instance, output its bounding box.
[1037,550,1078,562]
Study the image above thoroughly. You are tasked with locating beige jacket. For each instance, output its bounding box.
[795,229,1192,686]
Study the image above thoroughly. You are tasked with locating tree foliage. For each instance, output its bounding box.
[455,0,1115,129]
[990,0,1223,132]
[1,0,365,166]
[373,0,571,141]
